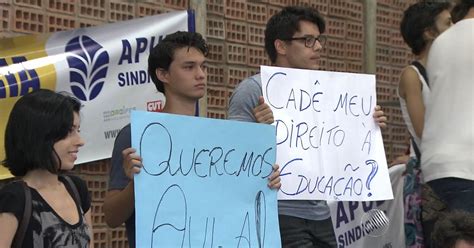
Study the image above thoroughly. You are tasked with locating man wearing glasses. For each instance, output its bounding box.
[228,6,386,248]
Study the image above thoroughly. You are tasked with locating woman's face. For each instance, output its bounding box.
[434,9,453,34]
[53,112,84,170]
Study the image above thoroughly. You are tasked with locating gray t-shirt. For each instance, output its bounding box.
[108,124,137,248]
[228,73,330,221]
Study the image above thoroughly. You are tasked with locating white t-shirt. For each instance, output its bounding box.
[421,18,474,182]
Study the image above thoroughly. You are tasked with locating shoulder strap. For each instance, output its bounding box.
[411,138,422,162]
[411,61,429,88]
[60,175,82,208]
[12,181,31,248]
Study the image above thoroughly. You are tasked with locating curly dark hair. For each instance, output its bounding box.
[452,0,474,23]
[400,1,451,55]
[432,211,474,248]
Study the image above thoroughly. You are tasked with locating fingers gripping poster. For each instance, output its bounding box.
[131,111,281,248]
[261,66,393,201]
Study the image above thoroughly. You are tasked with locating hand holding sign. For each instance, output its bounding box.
[253,96,275,124]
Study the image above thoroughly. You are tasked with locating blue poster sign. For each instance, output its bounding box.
[132,110,281,248]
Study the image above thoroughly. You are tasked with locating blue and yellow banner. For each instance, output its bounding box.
[1,10,191,179]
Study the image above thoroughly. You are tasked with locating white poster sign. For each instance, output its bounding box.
[261,65,393,201]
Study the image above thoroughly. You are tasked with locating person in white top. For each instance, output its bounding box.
[422,0,474,213]
[398,3,453,247]
[399,2,452,156]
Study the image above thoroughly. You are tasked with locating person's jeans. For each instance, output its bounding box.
[427,177,474,213]
[279,215,337,248]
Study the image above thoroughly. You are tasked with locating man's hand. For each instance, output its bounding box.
[373,105,387,129]
[253,96,274,124]
[268,164,281,190]
[122,147,143,180]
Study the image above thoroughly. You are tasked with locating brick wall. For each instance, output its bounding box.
[375,0,418,160]
[0,0,418,247]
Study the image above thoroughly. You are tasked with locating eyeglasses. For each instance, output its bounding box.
[283,35,327,49]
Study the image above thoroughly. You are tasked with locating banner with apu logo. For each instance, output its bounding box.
[0,10,192,179]
[327,164,406,248]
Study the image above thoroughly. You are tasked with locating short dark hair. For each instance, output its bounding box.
[451,0,474,23]
[432,211,474,248]
[264,6,326,64]
[3,89,82,176]
[148,31,208,94]
[400,1,451,55]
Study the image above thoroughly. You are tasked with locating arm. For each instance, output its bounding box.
[84,209,94,248]
[0,212,17,248]
[389,154,410,167]
[253,96,274,124]
[103,148,142,228]
[398,67,425,138]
